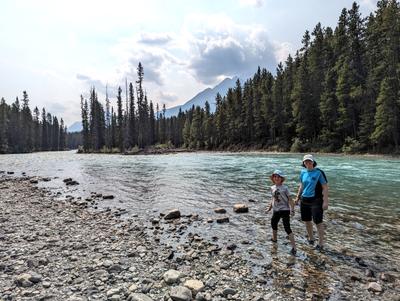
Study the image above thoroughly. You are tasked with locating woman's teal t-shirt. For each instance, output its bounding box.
[300,168,327,198]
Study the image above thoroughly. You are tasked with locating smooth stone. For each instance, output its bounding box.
[164,209,181,220]
[214,208,226,214]
[233,204,248,213]
[367,282,382,292]
[128,293,154,301]
[164,269,183,285]
[184,279,204,294]
[170,286,192,301]
[216,217,229,223]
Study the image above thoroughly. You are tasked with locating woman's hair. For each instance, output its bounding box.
[302,161,317,168]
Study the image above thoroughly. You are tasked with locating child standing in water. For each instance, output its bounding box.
[266,170,297,255]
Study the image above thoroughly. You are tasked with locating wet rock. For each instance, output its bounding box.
[352,222,365,230]
[15,272,42,287]
[365,269,375,278]
[367,282,382,292]
[380,272,396,282]
[64,178,79,186]
[103,195,115,199]
[214,208,226,214]
[222,287,237,296]
[107,287,122,297]
[164,209,181,220]
[233,204,248,213]
[170,286,192,301]
[216,216,229,223]
[355,257,367,267]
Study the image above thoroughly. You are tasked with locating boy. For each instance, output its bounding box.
[266,170,297,255]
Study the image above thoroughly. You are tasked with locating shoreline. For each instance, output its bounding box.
[72,147,400,159]
[0,175,399,301]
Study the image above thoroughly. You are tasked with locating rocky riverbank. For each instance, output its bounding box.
[0,174,399,301]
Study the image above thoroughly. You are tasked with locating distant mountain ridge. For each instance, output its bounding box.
[67,76,238,132]
[164,76,238,117]
[67,121,82,133]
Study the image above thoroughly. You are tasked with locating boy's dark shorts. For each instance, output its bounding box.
[300,197,323,224]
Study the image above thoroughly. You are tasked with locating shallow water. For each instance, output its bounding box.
[1,151,399,274]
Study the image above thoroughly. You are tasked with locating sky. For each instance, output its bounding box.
[0,0,378,126]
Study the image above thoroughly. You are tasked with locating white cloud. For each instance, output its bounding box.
[359,0,378,11]
[183,14,278,84]
[138,33,173,45]
[157,91,179,104]
[239,0,265,8]
[77,14,280,105]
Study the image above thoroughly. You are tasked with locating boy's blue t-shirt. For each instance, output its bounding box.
[300,168,327,198]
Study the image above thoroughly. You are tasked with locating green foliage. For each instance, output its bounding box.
[0,93,67,153]
[341,136,363,153]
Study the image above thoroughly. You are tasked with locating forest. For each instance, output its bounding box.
[0,92,68,153]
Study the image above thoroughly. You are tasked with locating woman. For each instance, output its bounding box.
[295,154,329,251]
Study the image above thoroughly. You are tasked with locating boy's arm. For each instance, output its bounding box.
[266,201,272,212]
[288,195,295,216]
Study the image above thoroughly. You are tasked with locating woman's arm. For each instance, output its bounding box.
[295,183,303,205]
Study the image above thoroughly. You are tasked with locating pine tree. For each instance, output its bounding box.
[117,86,124,152]
[0,98,8,153]
[128,82,136,147]
[80,96,90,152]
[149,101,155,145]
[8,98,21,153]
[371,76,399,150]
[21,91,33,152]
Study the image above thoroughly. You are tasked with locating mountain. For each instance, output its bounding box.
[67,121,82,133]
[164,76,238,117]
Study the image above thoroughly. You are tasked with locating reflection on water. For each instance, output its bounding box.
[1,151,399,279]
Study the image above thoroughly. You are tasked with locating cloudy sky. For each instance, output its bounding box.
[0,0,377,125]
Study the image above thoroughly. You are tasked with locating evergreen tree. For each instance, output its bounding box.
[371,76,399,150]
[80,96,90,152]
[117,86,124,152]
[0,98,8,153]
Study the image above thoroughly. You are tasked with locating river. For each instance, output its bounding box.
[1,151,399,281]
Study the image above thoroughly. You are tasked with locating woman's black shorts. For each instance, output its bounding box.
[300,197,323,224]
